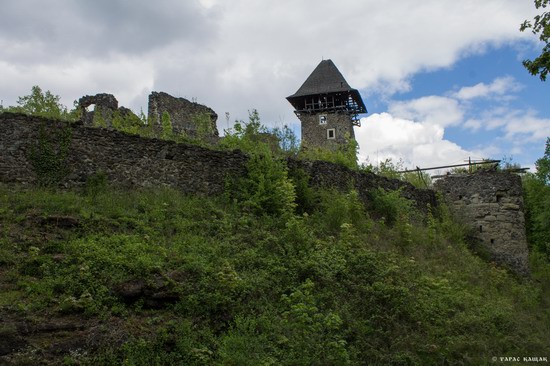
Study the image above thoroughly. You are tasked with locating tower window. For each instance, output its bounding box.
[319,115,327,125]
[327,129,335,139]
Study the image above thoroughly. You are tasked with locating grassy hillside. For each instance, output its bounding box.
[1,181,549,365]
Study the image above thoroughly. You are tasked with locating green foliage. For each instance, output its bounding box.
[1,184,549,364]
[28,122,72,187]
[362,158,432,188]
[220,109,268,153]
[279,280,350,365]
[111,110,144,135]
[362,157,404,179]
[228,144,296,218]
[523,139,550,260]
[520,0,550,81]
[222,110,297,218]
[192,112,215,142]
[535,137,550,184]
[271,124,300,155]
[161,111,173,139]
[85,171,108,199]
[287,167,317,215]
[4,85,72,120]
[369,187,413,226]
[92,111,107,128]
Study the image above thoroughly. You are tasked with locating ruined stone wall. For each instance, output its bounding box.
[78,94,119,127]
[287,158,436,214]
[0,113,436,214]
[434,171,529,276]
[300,112,355,149]
[0,113,244,195]
[148,92,219,139]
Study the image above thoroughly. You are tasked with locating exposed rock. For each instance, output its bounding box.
[113,275,181,309]
[37,215,80,229]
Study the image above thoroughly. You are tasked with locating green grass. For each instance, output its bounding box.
[0,183,549,365]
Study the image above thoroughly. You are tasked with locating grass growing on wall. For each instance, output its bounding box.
[1,182,549,365]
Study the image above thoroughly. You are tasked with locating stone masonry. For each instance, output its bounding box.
[300,112,356,149]
[78,93,119,127]
[0,112,531,276]
[0,112,435,214]
[434,171,529,276]
[148,91,219,139]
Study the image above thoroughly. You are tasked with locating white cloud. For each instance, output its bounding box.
[0,0,539,123]
[356,74,549,170]
[452,76,523,100]
[355,113,477,169]
[0,0,546,169]
[388,96,463,127]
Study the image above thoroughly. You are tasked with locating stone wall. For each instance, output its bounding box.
[77,93,140,128]
[0,113,244,195]
[287,158,436,214]
[434,171,529,276]
[300,112,355,149]
[78,93,119,127]
[0,112,436,213]
[148,92,219,139]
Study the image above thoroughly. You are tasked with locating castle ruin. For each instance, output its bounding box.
[434,171,530,276]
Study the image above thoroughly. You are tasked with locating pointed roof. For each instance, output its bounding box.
[287,59,367,114]
[288,59,354,98]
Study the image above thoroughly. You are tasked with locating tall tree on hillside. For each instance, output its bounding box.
[520,0,550,81]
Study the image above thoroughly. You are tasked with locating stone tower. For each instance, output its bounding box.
[434,170,529,276]
[286,59,367,149]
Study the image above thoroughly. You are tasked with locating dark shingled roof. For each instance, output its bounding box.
[288,59,354,97]
[287,59,367,114]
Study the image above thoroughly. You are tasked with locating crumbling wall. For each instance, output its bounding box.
[78,93,119,127]
[0,113,244,195]
[287,158,436,214]
[0,113,436,214]
[434,171,529,276]
[148,92,219,139]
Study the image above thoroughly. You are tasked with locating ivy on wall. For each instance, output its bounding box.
[28,122,72,187]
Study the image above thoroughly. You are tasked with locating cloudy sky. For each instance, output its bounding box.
[1,0,548,171]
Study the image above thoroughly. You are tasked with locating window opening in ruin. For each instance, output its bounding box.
[490,239,495,244]
[479,225,483,233]
[327,129,335,139]
[319,115,327,125]
[85,104,96,112]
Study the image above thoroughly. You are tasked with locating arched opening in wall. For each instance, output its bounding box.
[86,104,96,112]
[490,239,495,244]
[479,225,483,233]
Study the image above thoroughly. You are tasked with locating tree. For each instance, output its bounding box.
[6,85,70,119]
[523,138,550,259]
[520,0,550,81]
[535,137,550,184]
